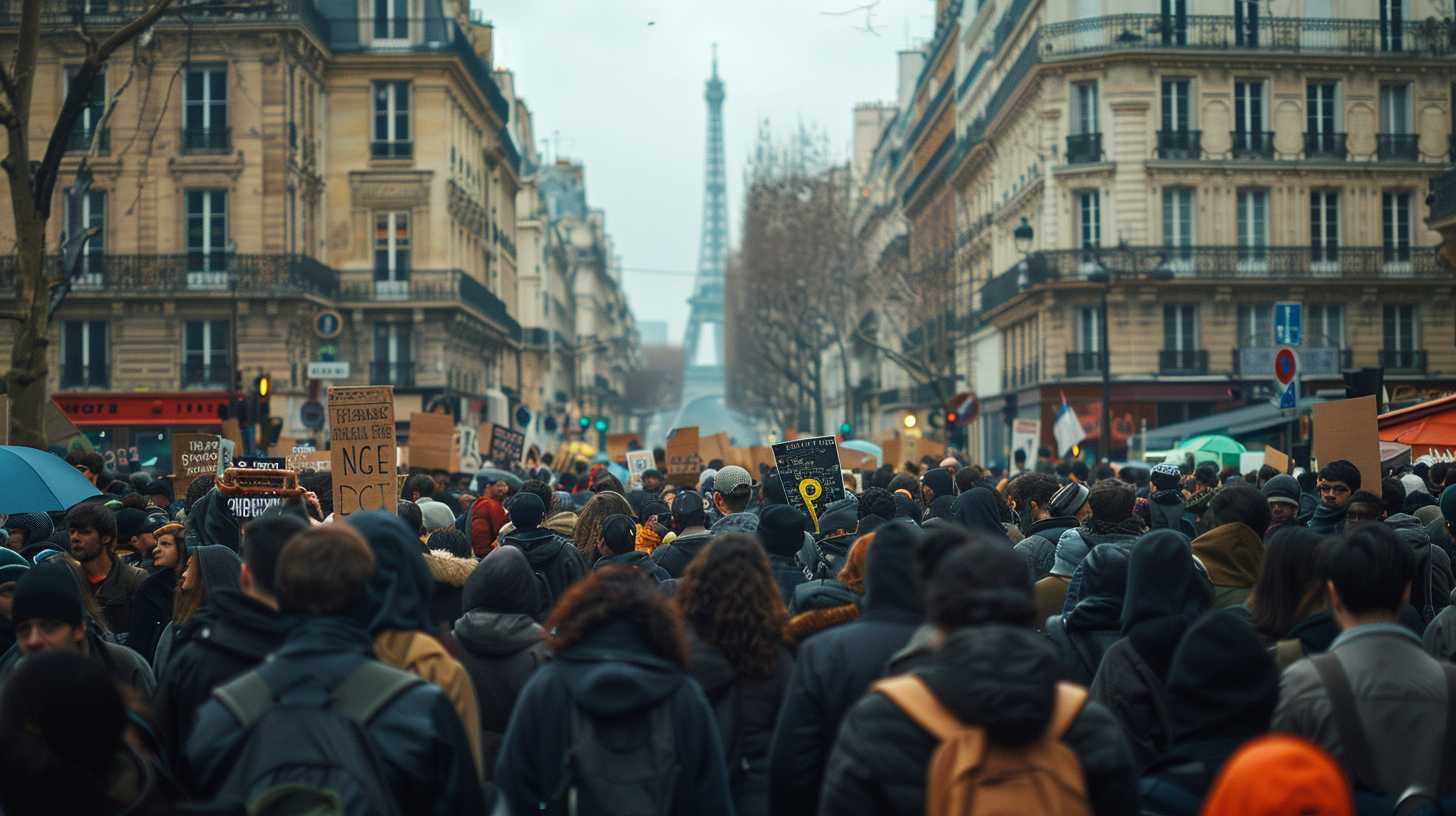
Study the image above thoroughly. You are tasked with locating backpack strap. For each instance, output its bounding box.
[212,669,275,729]
[1309,653,1382,790]
[1044,683,1089,744]
[1124,647,1174,748]
[872,674,978,746]
[331,660,425,725]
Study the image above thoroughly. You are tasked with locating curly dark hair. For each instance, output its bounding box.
[675,533,789,681]
[547,566,688,667]
[573,491,633,560]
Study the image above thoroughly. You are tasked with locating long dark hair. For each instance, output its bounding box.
[1249,527,1326,641]
[546,566,687,667]
[676,534,789,680]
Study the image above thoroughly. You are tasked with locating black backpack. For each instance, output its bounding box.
[206,660,423,816]
[803,540,849,583]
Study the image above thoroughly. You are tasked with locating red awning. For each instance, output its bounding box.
[1379,394,1456,459]
[54,392,229,427]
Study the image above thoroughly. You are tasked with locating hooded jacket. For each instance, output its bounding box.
[651,529,714,578]
[921,469,957,522]
[1014,516,1081,581]
[1387,513,1454,622]
[128,537,189,664]
[949,487,1012,542]
[769,519,924,816]
[182,488,242,552]
[468,494,508,556]
[1191,522,1265,608]
[1044,521,1146,625]
[594,548,673,583]
[350,511,484,779]
[493,619,733,816]
[182,615,485,816]
[152,545,241,681]
[1046,543,1130,685]
[501,524,587,609]
[421,548,476,633]
[1147,489,1197,539]
[687,633,794,816]
[818,625,1139,816]
[1090,530,1213,771]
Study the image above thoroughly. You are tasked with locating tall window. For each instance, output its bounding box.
[1310,190,1339,267]
[185,190,227,282]
[1380,0,1405,52]
[64,187,105,285]
[1236,189,1268,269]
[1077,190,1100,271]
[1381,84,1411,134]
[1306,82,1340,156]
[1383,304,1416,352]
[372,81,411,158]
[1308,304,1344,348]
[1237,303,1271,346]
[1233,0,1259,46]
[1382,191,1412,265]
[183,67,228,152]
[64,67,106,152]
[1077,306,1101,353]
[373,0,408,42]
[1234,80,1266,154]
[1160,0,1187,45]
[1163,304,1199,372]
[1072,82,1098,134]
[373,323,412,385]
[1162,79,1190,132]
[183,320,229,386]
[1162,187,1193,268]
[374,212,411,296]
[61,320,107,388]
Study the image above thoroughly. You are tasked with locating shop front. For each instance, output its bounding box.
[53,391,231,473]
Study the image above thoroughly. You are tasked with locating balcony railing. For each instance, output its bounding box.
[1066,350,1104,377]
[1380,349,1427,373]
[1234,347,1350,378]
[339,269,521,340]
[182,361,231,389]
[1038,14,1451,59]
[65,125,109,154]
[1066,132,1103,164]
[370,140,413,160]
[1231,130,1275,159]
[1156,129,1201,160]
[181,126,230,153]
[0,253,339,298]
[1160,349,1209,375]
[1304,131,1347,159]
[371,361,415,388]
[1377,133,1420,161]
[60,363,109,389]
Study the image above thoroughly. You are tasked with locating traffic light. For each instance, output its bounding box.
[838,421,853,437]
[945,409,960,426]
[593,417,609,433]
[578,415,591,430]
[902,413,917,430]
[253,373,272,419]
[544,415,559,433]
[262,416,284,447]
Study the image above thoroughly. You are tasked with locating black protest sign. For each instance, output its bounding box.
[487,424,526,466]
[328,386,398,517]
[233,456,285,470]
[772,435,847,533]
[218,467,302,520]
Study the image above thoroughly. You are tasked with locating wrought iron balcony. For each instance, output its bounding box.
[65,125,109,154]
[370,140,413,160]
[1233,347,1350,378]
[339,269,521,340]
[370,361,415,387]
[181,360,231,389]
[181,126,230,153]
[1304,131,1347,159]
[1156,129,1201,160]
[1159,349,1209,375]
[1380,349,1427,373]
[60,363,109,389]
[1377,133,1420,161]
[1038,14,1450,59]
[1066,350,1104,377]
[1066,132,1103,164]
[0,253,339,299]
[1231,130,1275,159]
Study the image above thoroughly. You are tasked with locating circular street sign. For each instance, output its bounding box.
[1274,347,1298,385]
[314,310,344,340]
[300,399,326,430]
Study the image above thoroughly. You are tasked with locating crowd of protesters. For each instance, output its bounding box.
[1,443,1455,815]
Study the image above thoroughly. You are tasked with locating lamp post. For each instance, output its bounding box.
[1088,243,1173,460]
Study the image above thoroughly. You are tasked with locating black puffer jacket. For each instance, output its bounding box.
[1046,543,1130,685]
[1014,516,1080,580]
[768,520,923,816]
[819,625,1139,816]
[651,530,714,578]
[687,634,794,816]
[500,526,586,609]
[453,546,550,780]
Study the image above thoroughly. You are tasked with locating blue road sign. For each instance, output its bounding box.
[1274,302,1302,347]
[1278,380,1298,410]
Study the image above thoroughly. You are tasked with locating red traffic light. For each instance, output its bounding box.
[945,410,959,426]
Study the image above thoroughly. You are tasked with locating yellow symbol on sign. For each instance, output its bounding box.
[799,477,824,532]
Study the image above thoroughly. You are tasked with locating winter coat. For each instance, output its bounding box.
[1147,490,1197,539]
[818,625,1139,816]
[1274,623,1456,795]
[1057,522,1146,617]
[1387,513,1454,622]
[1190,522,1264,609]
[1046,543,1130,685]
[787,580,862,645]
[543,510,578,540]
[1306,501,1347,534]
[501,525,588,608]
[469,495,508,556]
[768,519,924,816]
[948,487,1011,542]
[1034,574,1071,632]
[1272,610,1339,669]
[711,512,760,535]
[91,552,148,640]
[154,545,242,681]
[493,619,733,816]
[0,625,155,699]
[687,634,794,816]
[182,616,485,816]
[651,530,714,578]
[421,548,476,635]
[453,546,549,780]
[128,566,177,664]
[181,488,241,552]
[768,553,807,608]
[594,548,673,583]
[1014,516,1080,580]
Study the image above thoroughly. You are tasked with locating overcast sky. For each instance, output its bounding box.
[484,0,932,345]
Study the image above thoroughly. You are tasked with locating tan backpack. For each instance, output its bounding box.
[872,675,1093,816]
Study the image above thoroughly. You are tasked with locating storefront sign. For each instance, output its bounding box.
[55,393,229,426]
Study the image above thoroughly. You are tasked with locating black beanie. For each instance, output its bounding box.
[758,504,806,557]
[601,514,637,555]
[508,492,545,530]
[12,562,83,628]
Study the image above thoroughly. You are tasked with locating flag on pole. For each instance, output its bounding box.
[1053,393,1086,456]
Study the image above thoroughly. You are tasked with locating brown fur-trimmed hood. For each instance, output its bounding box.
[422,548,477,589]
[786,603,860,647]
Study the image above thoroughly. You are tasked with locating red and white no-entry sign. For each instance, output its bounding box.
[1274,347,1298,385]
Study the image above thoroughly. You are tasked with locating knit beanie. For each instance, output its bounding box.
[507,492,545,530]
[1401,473,1430,497]
[0,547,30,585]
[1442,485,1456,527]
[1202,735,1353,816]
[4,512,54,545]
[1150,462,1183,492]
[1261,474,1301,507]
[759,504,807,557]
[416,499,457,532]
[600,514,637,555]
[11,562,83,628]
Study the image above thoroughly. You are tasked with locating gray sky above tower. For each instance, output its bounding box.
[484,0,933,344]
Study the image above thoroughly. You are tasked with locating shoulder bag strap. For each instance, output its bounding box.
[1309,653,1382,790]
[872,674,979,747]
[332,660,425,725]
[1125,647,1174,742]
[1045,683,1089,743]
[211,670,274,728]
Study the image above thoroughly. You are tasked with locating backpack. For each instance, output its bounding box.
[554,654,681,816]
[804,540,849,582]
[207,660,424,816]
[873,674,1092,816]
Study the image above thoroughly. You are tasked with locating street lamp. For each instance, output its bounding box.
[1088,243,1173,461]
[1013,217,1035,256]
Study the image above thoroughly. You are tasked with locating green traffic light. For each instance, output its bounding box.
[838,422,852,435]
[594,418,609,432]
[578,416,591,428]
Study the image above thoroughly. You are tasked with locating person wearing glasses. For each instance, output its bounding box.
[1309,459,1361,535]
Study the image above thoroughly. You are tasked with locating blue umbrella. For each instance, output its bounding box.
[0,445,102,514]
[841,439,883,465]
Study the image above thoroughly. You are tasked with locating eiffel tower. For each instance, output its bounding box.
[681,45,727,403]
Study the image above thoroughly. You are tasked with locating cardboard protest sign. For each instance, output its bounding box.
[911,436,946,466]
[772,435,848,533]
[882,436,903,472]
[750,446,775,476]
[1238,451,1265,475]
[606,433,638,464]
[700,432,731,466]
[666,426,701,488]
[838,446,877,471]
[627,450,655,490]
[1011,418,1041,473]
[487,424,526,466]
[220,418,244,454]
[1313,396,1380,489]
[286,448,332,472]
[216,438,236,476]
[217,467,302,520]
[409,411,457,472]
[1264,445,1290,474]
[328,386,398,517]
[172,433,221,497]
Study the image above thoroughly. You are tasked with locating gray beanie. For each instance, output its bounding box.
[1262,474,1301,507]
[416,499,457,532]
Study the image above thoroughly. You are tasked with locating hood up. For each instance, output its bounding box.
[1191,522,1265,589]
[862,519,923,615]
[348,511,435,635]
[951,487,1011,541]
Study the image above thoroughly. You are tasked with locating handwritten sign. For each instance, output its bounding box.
[286,447,332,472]
[217,467,302,520]
[1264,445,1290,474]
[172,433,221,498]
[233,456,284,470]
[772,435,847,533]
[607,433,639,464]
[409,411,457,472]
[328,386,397,517]
[666,426,701,488]
[487,424,526,466]
[627,450,655,490]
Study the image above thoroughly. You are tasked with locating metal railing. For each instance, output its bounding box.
[1231,130,1275,159]
[370,140,413,159]
[1380,349,1427,373]
[181,360,231,389]
[65,125,109,154]
[181,126,230,153]
[1038,14,1453,59]
[0,253,339,298]
[60,363,108,389]
[370,361,415,387]
[1377,133,1420,161]
[1066,350,1104,377]
[1304,131,1347,159]
[339,268,521,339]
[1066,132,1103,163]
[1234,347,1350,377]
[1156,129,1200,159]
[1160,349,1209,375]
